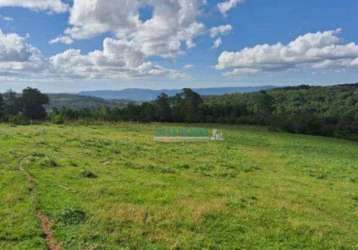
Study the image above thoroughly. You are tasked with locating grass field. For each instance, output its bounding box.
[0,123,357,249]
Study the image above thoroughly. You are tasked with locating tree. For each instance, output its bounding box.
[250,91,274,124]
[21,88,49,120]
[155,93,172,122]
[0,93,3,120]
[2,90,22,119]
[139,102,155,122]
[177,88,203,123]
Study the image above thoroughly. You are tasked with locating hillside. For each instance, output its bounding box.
[206,83,358,120]
[0,123,357,249]
[79,86,275,101]
[47,94,131,110]
[203,83,358,140]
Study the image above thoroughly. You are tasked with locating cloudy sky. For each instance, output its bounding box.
[0,0,358,92]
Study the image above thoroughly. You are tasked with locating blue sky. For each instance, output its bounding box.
[0,0,358,92]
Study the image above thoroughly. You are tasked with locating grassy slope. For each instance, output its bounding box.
[0,123,357,249]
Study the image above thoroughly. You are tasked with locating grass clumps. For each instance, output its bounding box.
[39,157,59,168]
[59,208,86,225]
[80,170,98,178]
[31,152,46,158]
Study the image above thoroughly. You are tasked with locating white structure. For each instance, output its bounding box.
[211,129,224,141]
[154,128,224,142]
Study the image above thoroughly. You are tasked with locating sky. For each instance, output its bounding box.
[0,0,358,93]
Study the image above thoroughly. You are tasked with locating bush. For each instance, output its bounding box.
[8,114,30,125]
[50,114,65,124]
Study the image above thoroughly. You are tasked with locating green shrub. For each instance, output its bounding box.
[8,114,30,125]
[51,114,65,124]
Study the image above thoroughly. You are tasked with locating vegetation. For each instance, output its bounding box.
[78,86,275,102]
[47,84,358,141]
[0,123,357,249]
[0,88,49,123]
[207,84,358,140]
[47,94,131,111]
[1,84,358,141]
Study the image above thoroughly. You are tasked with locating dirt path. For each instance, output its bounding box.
[38,212,62,250]
[18,156,62,250]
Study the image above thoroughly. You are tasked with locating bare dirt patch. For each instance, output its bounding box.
[18,155,62,250]
[38,212,61,250]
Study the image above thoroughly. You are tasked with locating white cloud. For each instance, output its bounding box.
[49,38,183,79]
[0,29,184,80]
[210,24,232,38]
[49,36,74,45]
[218,0,244,16]
[184,64,193,69]
[210,24,232,48]
[216,29,358,76]
[213,38,222,48]
[0,29,46,76]
[0,0,69,13]
[46,0,210,80]
[59,0,206,58]
[0,14,13,21]
[0,30,30,62]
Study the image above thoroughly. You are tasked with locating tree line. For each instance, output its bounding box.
[1,84,358,141]
[0,88,49,123]
[50,84,358,141]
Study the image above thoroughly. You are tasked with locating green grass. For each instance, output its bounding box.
[0,123,357,249]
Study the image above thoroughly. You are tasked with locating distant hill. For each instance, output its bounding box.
[79,86,275,101]
[46,86,275,110]
[47,94,131,110]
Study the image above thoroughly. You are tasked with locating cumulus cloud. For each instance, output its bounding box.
[49,38,185,79]
[49,36,74,45]
[48,0,210,81]
[0,14,13,21]
[0,29,184,80]
[216,29,358,76]
[55,0,206,58]
[213,38,222,49]
[218,0,244,16]
[0,29,46,76]
[210,24,232,38]
[210,24,232,48]
[0,0,69,13]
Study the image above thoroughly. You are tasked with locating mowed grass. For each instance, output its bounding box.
[0,123,357,249]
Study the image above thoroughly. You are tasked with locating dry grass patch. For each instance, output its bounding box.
[97,203,147,224]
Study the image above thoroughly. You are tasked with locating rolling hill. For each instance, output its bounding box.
[79,86,275,101]
[47,94,132,110]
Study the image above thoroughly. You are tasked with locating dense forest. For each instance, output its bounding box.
[1,84,358,140]
[206,84,358,140]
